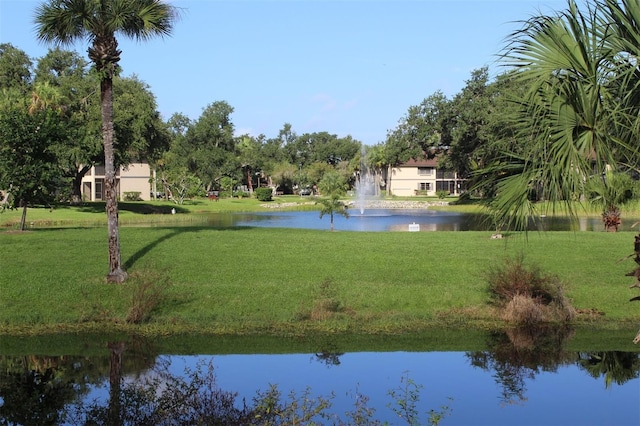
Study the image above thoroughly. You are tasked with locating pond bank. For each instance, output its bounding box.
[261,199,451,209]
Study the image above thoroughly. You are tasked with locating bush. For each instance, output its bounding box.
[123,191,142,201]
[486,255,575,324]
[436,190,449,199]
[254,187,273,201]
[125,268,171,324]
[502,294,544,324]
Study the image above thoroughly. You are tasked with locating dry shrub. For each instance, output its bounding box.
[309,298,343,321]
[487,254,557,304]
[502,294,544,325]
[296,277,350,322]
[126,268,171,324]
[487,255,575,325]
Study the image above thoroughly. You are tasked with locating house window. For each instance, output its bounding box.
[419,182,431,191]
[436,181,455,193]
[94,165,120,176]
[436,170,455,179]
[418,167,433,176]
[95,180,103,200]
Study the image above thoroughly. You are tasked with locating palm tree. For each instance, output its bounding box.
[586,170,638,231]
[488,0,639,230]
[317,171,349,231]
[34,0,178,283]
[317,195,350,231]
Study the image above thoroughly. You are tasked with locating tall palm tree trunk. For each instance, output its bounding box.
[101,71,127,283]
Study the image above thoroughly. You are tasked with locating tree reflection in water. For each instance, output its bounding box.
[577,351,640,388]
[466,326,640,406]
[1,331,639,424]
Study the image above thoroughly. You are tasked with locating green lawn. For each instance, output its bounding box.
[1,209,639,336]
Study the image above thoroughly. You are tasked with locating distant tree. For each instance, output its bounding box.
[306,161,333,191]
[0,43,32,92]
[446,68,492,179]
[467,71,530,199]
[219,176,236,198]
[266,161,297,195]
[182,101,239,190]
[35,0,179,282]
[33,48,101,203]
[163,167,202,205]
[236,134,263,194]
[112,75,170,167]
[0,106,65,230]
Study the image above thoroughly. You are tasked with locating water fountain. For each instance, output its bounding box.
[354,173,376,215]
[354,146,378,214]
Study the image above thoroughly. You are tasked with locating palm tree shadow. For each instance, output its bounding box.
[123,227,197,270]
[123,226,246,270]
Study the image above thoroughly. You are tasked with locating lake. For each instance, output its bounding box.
[194,209,620,232]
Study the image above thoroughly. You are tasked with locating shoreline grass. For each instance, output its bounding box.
[2,201,640,338]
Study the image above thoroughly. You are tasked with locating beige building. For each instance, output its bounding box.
[81,162,155,201]
[388,158,466,197]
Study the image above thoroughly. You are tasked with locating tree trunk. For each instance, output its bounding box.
[247,167,253,194]
[19,201,27,231]
[71,165,92,205]
[386,164,392,197]
[101,72,127,283]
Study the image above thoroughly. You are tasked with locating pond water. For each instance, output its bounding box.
[1,330,639,425]
[225,209,622,232]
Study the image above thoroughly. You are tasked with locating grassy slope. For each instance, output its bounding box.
[1,214,639,336]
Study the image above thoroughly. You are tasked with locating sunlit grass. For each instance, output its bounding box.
[1,225,639,336]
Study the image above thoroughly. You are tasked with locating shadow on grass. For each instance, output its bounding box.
[72,202,190,215]
[123,226,253,270]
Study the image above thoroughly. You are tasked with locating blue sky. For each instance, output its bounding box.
[1,0,567,145]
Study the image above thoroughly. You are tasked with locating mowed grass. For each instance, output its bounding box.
[1,223,639,336]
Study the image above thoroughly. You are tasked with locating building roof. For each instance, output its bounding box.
[399,157,439,167]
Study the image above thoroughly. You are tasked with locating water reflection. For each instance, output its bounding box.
[1,332,638,425]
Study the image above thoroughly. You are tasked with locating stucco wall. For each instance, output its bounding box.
[389,166,437,197]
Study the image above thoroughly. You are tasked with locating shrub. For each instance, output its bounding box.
[123,191,142,201]
[125,268,171,324]
[254,187,273,201]
[295,277,349,321]
[502,294,544,324]
[486,255,575,324]
[436,190,449,199]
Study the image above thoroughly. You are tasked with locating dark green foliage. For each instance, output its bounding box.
[0,107,64,210]
[254,187,273,201]
[0,43,32,91]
